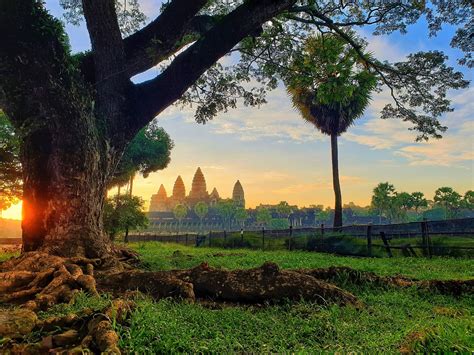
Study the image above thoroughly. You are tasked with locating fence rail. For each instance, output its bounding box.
[130,217,474,258]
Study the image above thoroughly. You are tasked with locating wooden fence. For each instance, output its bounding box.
[128,217,474,258]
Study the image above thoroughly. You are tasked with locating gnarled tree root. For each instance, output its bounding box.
[0,252,98,310]
[296,266,474,296]
[98,262,362,307]
[0,299,133,354]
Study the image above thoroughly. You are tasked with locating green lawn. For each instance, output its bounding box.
[2,243,473,353]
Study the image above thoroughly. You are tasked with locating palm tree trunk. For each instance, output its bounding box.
[331,134,343,228]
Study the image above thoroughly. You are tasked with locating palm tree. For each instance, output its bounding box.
[286,34,377,227]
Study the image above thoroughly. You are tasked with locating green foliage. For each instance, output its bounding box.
[411,192,428,212]
[434,187,462,219]
[214,199,238,229]
[276,201,292,218]
[104,194,148,240]
[462,190,474,210]
[256,206,272,226]
[371,182,397,221]
[193,201,209,221]
[269,218,289,229]
[173,204,187,221]
[109,123,173,188]
[234,207,248,227]
[286,34,377,137]
[0,112,21,211]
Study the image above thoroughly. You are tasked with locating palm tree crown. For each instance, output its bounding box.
[287,34,377,136]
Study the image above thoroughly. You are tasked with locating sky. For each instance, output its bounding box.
[2,1,473,219]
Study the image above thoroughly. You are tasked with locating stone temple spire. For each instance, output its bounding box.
[188,167,208,204]
[149,184,168,212]
[232,180,245,208]
[172,175,186,201]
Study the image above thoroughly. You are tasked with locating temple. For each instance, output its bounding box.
[149,167,245,212]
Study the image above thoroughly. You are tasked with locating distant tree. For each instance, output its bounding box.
[434,187,462,219]
[173,204,188,234]
[286,34,377,228]
[109,123,174,194]
[276,201,293,225]
[215,199,237,230]
[103,195,148,241]
[234,207,248,228]
[462,190,474,210]
[411,192,428,214]
[316,207,331,225]
[194,202,209,232]
[256,206,272,227]
[269,218,290,230]
[0,112,22,212]
[371,182,397,223]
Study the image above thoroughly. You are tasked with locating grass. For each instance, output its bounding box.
[1,243,473,352]
[115,243,474,352]
[133,242,474,280]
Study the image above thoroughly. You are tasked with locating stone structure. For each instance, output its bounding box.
[232,180,245,208]
[149,167,245,212]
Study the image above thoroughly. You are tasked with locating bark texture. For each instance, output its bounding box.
[331,134,343,228]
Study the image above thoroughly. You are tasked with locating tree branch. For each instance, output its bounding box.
[133,0,296,128]
[123,0,211,77]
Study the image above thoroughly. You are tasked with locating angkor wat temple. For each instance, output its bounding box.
[149,167,245,212]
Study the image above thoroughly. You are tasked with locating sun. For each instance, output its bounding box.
[1,201,22,220]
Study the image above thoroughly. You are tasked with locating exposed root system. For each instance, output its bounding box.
[0,299,133,354]
[296,266,474,296]
[1,251,472,353]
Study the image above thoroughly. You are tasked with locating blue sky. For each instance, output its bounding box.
[3,1,471,218]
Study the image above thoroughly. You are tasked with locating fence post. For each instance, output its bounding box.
[380,231,393,257]
[421,220,429,257]
[209,230,212,247]
[320,223,324,238]
[185,233,188,246]
[366,223,372,257]
[262,227,265,250]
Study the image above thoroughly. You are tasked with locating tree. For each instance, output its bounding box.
[371,183,397,224]
[103,194,148,241]
[276,201,293,225]
[411,192,428,214]
[256,206,272,227]
[286,34,377,228]
[0,0,468,259]
[173,204,188,234]
[1,0,471,315]
[109,123,174,192]
[234,207,248,228]
[434,187,462,219]
[461,190,474,210]
[0,111,21,213]
[194,201,209,232]
[215,199,237,230]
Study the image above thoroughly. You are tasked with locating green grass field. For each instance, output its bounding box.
[2,243,473,352]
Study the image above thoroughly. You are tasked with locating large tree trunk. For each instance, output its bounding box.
[20,122,114,259]
[330,134,343,228]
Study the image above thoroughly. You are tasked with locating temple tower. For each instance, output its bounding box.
[188,167,209,206]
[232,180,245,208]
[172,175,186,202]
[209,187,220,206]
[149,184,169,212]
